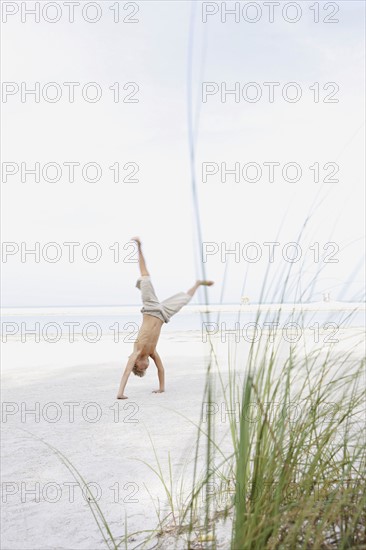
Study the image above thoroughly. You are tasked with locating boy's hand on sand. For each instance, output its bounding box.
[117,395,128,399]
[152,389,164,393]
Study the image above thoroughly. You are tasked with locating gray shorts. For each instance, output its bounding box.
[136,276,192,323]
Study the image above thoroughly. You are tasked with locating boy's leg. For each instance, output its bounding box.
[132,237,149,276]
[186,280,214,297]
[161,280,214,322]
[160,292,192,321]
[132,238,163,318]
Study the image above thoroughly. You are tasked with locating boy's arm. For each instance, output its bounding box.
[151,351,165,393]
[117,351,139,399]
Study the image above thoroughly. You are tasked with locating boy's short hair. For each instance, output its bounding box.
[132,365,146,377]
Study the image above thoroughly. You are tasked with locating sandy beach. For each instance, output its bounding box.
[1,306,365,549]
[2,326,221,549]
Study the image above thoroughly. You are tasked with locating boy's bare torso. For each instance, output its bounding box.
[133,314,163,356]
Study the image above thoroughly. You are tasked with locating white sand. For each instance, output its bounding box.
[2,334,214,549]
[1,326,364,549]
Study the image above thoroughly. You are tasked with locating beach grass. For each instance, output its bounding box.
[147,325,365,550]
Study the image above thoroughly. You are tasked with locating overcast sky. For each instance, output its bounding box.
[1,1,365,306]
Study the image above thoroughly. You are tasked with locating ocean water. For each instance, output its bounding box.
[1,303,365,342]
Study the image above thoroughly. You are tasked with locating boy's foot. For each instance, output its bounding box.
[198,280,214,286]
